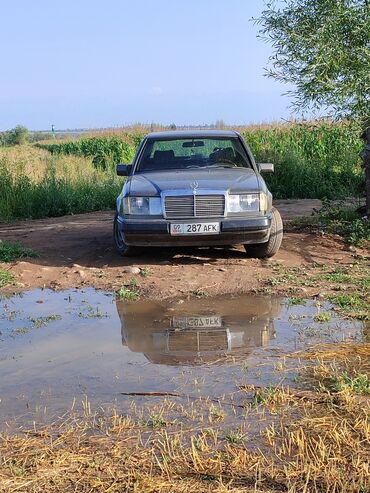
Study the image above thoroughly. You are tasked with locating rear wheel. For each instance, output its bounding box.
[113,213,138,257]
[245,207,283,258]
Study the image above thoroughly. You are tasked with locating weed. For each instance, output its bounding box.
[30,314,62,328]
[140,267,151,278]
[331,372,369,394]
[261,260,369,320]
[0,268,15,288]
[11,327,30,335]
[314,311,332,323]
[0,241,37,262]
[252,385,279,406]
[146,414,167,429]
[287,297,306,306]
[293,200,370,246]
[224,429,246,444]
[78,305,109,319]
[208,404,225,422]
[116,287,139,301]
[329,294,363,308]
[320,371,370,395]
[129,277,139,288]
[322,272,352,283]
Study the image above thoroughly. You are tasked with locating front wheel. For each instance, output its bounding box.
[245,207,283,258]
[113,213,139,257]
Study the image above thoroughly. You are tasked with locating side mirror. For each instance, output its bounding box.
[259,163,274,173]
[116,164,131,176]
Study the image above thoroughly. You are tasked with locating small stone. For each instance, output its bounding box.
[78,270,86,278]
[72,263,82,269]
[218,268,227,272]
[122,266,141,275]
[177,299,184,304]
[102,264,109,269]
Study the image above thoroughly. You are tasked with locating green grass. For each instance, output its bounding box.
[243,122,363,200]
[324,372,370,395]
[314,311,332,323]
[287,296,306,306]
[251,385,282,406]
[293,201,370,246]
[37,121,364,201]
[328,294,364,308]
[145,414,167,429]
[116,287,140,301]
[0,268,15,288]
[224,429,246,444]
[0,153,121,221]
[36,135,140,170]
[0,241,37,262]
[258,259,370,320]
[1,122,366,221]
[140,267,151,278]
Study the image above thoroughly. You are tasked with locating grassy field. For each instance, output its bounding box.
[0,145,121,221]
[37,121,364,199]
[0,121,365,222]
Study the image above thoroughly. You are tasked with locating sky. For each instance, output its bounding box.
[0,0,294,130]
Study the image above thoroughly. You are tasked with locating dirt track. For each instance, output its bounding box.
[0,199,361,299]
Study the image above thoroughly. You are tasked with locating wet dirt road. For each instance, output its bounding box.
[0,200,362,299]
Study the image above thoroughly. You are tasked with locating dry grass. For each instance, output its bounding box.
[291,342,370,361]
[0,145,98,183]
[1,351,369,493]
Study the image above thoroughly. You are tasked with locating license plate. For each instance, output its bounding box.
[170,222,220,235]
[172,316,222,328]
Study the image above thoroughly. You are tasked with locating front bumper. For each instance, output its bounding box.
[118,215,272,247]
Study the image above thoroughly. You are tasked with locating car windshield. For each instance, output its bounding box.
[135,137,251,172]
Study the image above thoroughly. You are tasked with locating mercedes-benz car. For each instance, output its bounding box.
[114,130,283,258]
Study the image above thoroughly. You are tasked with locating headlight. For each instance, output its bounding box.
[227,193,259,213]
[122,196,162,215]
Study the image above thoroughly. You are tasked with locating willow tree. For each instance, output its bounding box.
[257,0,370,215]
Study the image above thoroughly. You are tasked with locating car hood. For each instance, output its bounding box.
[127,168,259,196]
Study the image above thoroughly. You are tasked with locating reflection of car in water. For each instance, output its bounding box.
[116,296,282,366]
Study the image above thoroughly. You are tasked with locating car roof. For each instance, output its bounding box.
[146,130,240,140]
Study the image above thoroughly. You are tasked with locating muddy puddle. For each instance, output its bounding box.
[0,289,364,427]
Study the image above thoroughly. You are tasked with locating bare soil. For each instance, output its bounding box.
[0,199,362,299]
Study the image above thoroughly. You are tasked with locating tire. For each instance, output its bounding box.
[245,207,283,258]
[113,213,139,257]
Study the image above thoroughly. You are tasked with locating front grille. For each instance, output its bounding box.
[168,330,228,352]
[164,194,225,218]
